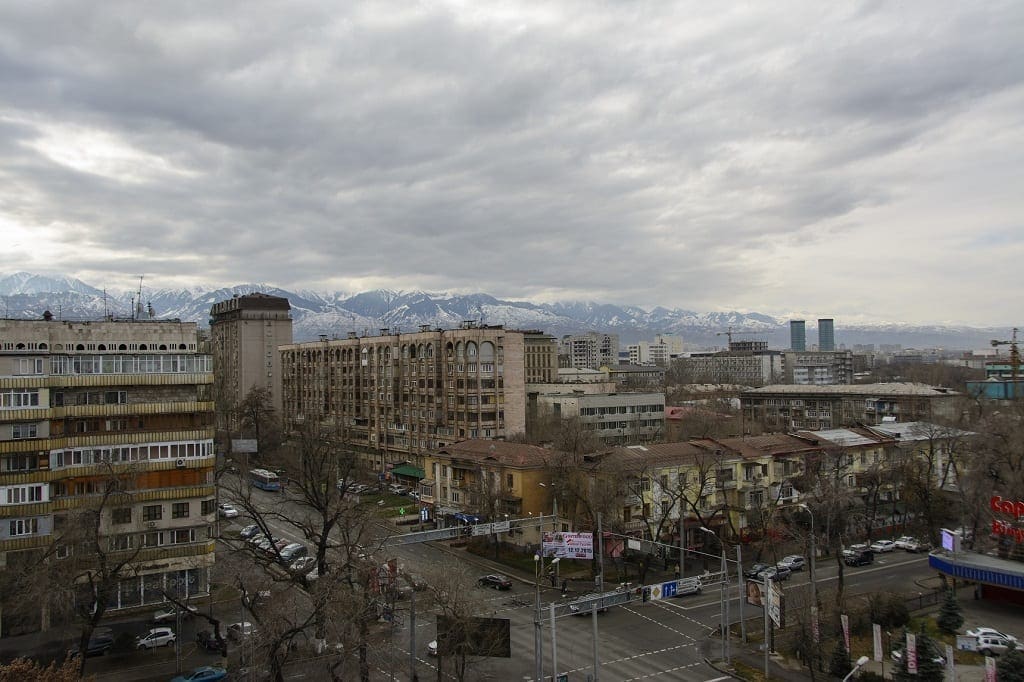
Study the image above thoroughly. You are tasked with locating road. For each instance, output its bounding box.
[84,482,934,681]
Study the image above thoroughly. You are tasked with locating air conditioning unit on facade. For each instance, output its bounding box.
[146,521,157,529]
[175,458,187,468]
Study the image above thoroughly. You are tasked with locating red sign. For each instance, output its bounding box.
[991,495,1024,518]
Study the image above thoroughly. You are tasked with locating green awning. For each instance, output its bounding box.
[391,465,425,479]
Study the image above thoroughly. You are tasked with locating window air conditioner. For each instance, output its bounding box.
[175,458,187,468]
[146,521,157,529]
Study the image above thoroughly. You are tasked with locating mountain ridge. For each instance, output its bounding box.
[0,272,1009,349]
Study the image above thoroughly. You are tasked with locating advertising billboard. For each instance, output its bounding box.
[542,532,594,560]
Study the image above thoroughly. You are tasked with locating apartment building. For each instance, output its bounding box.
[280,324,538,472]
[741,383,961,431]
[782,350,854,385]
[677,351,783,386]
[209,293,293,422]
[627,335,683,367]
[559,332,619,370]
[534,392,665,445]
[602,363,666,388]
[0,318,215,637]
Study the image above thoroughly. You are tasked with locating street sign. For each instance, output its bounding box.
[556,674,568,682]
[471,523,493,536]
[661,581,677,599]
[492,520,510,533]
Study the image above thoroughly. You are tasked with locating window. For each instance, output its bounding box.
[0,389,40,409]
[15,358,44,375]
[170,528,195,544]
[141,532,164,548]
[172,502,189,519]
[2,454,38,472]
[3,485,46,505]
[201,499,216,515]
[142,505,162,521]
[11,423,38,439]
[109,534,133,551]
[55,545,71,559]
[506,474,514,489]
[112,507,132,524]
[9,518,38,536]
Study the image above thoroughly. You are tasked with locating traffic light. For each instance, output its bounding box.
[642,586,651,603]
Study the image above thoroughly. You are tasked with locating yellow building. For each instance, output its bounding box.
[0,318,215,637]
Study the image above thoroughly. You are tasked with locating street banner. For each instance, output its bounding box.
[873,624,883,663]
[945,644,956,682]
[492,520,510,533]
[471,523,493,536]
[841,614,850,653]
[812,606,820,643]
[985,656,996,682]
[767,581,785,628]
[542,532,594,559]
[745,580,764,607]
[907,633,918,675]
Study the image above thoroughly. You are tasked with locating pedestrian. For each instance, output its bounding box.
[549,573,557,588]
[674,563,680,579]
[561,579,568,595]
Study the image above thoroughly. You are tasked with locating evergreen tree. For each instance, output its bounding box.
[829,641,852,678]
[892,632,945,682]
[997,646,1024,682]
[936,590,964,634]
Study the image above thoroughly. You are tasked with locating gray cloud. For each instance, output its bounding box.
[0,1,1022,325]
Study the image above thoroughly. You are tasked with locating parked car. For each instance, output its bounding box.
[266,539,290,556]
[388,484,409,495]
[844,543,871,555]
[758,566,791,582]
[218,503,239,519]
[196,630,226,654]
[171,666,228,682]
[777,555,806,571]
[227,622,257,641]
[893,536,918,550]
[136,627,175,649]
[289,556,317,574]
[977,635,1015,657]
[744,563,772,579]
[477,574,513,590]
[239,524,261,539]
[844,549,874,567]
[153,605,199,623]
[870,540,897,553]
[967,627,1018,643]
[278,543,308,565]
[68,633,115,657]
[569,593,609,615]
[904,539,931,553]
[427,640,438,656]
[253,536,274,553]
[404,573,428,591]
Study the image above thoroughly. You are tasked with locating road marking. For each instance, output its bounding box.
[622,661,706,680]
[621,605,695,640]
[559,641,698,675]
[703,676,733,682]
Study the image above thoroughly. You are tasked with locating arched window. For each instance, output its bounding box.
[119,344,127,350]
[455,342,464,359]
[426,344,434,358]
[15,343,25,350]
[139,344,148,350]
[445,342,454,358]
[158,344,167,351]
[76,344,85,351]
[480,342,495,361]
[466,342,477,357]
[39,343,48,350]
[179,344,187,350]
[97,344,106,351]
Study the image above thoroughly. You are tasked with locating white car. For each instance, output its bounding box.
[427,640,438,656]
[977,636,1015,657]
[777,555,806,571]
[227,622,257,641]
[136,627,176,649]
[218,504,239,519]
[870,540,896,553]
[893,536,917,549]
[967,627,1018,643]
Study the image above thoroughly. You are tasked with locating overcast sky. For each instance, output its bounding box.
[1,2,1021,326]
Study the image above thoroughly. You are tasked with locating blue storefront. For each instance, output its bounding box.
[929,551,1024,605]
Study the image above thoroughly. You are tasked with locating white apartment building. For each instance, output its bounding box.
[535,392,665,445]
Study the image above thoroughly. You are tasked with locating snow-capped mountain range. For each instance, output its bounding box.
[0,272,1009,350]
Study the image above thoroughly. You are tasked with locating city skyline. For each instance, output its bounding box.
[1,2,1022,327]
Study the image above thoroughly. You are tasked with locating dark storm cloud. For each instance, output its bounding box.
[0,1,1022,324]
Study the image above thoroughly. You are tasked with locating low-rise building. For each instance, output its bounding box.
[534,392,665,445]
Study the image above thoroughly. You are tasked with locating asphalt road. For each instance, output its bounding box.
[99,483,935,682]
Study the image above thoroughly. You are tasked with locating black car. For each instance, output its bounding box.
[477,574,513,590]
[69,633,115,657]
[844,549,874,566]
[743,563,771,579]
[196,629,227,654]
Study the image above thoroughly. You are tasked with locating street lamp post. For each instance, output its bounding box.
[534,553,559,682]
[698,527,728,662]
[843,655,871,682]
[796,503,819,655]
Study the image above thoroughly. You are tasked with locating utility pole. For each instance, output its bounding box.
[409,589,416,681]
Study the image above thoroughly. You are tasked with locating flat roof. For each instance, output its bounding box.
[743,383,959,397]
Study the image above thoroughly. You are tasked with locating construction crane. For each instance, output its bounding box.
[715,326,775,346]
[991,327,1021,397]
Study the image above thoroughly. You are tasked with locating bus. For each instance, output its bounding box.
[249,468,282,491]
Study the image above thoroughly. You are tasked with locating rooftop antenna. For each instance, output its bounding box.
[135,275,144,320]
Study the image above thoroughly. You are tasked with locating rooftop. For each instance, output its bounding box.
[743,382,959,396]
